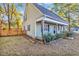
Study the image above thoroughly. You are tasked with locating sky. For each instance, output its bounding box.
[13,3,54,21]
[16,3,53,15]
[0,3,26,21]
[16,3,26,21]
[16,3,54,14]
[16,3,78,23]
[39,3,54,9]
[0,3,53,21]
[16,3,26,15]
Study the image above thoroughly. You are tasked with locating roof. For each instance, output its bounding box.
[33,3,68,25]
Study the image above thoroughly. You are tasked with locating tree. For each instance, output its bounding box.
[51,3,79,31]
[7,4,11,30]
[0,5,5,35]
[10,4,23,34]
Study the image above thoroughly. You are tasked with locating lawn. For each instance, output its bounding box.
[0,34,79,56]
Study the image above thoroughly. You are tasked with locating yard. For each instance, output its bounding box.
[0,34,79,56]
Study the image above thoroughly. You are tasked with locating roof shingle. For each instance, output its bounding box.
[33,3,68,25]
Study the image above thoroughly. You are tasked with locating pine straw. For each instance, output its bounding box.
[0,34,79,56]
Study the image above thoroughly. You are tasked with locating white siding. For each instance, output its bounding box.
[49,25,54,34]
[26,4,43,38]
[36,23,42,39]
[26,4,68,39]
[36,22,67,39]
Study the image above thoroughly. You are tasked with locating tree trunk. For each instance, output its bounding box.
[68,18,71,32]
[67,6,71,32]
[0,14,2,36]
[7,4,11,30]
[16,20,19,35]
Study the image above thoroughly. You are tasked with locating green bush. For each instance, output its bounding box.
[66,31,73,37]
[55,33,62,39]
[62,31,74,37]
[54,32,66,39]
[43,33,56,43]
[60,32,67,38]
[63,31,74,38]
[43,32,66,43]
[43,31,74,43]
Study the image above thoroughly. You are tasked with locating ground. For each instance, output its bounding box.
[0,34,79,56]
[0,29,23,36]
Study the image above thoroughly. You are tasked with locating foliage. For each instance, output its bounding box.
[16,17,22,28]
[55,32,65,39]
[51,3,79,31]
[43,33,56,43]
[43,31,74,43]
[60,31,74,37]
[43,32,66,43]
[66,31,74,37]
[0,3,23,30]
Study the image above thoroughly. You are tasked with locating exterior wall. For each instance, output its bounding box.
[25,3,68,39]
[36,22,67,39]
[26,4,43,38]
[36,23,42,39]
[48,24,54,34]
[64,26,68,31]
[71,27,79,31]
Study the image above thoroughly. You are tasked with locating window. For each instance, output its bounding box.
[44,24,49,32]
[27,25,30,31]
[58,25,60,30]
[63,26,65,31]
[59,25,62,31]
[53,25,56,34]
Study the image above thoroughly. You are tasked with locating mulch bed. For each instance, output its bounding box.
[0,28,25,36]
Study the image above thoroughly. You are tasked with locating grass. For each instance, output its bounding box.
[0,34,79,56]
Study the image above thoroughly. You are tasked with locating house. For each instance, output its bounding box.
[25,3,68,40]
[71,27,79,33]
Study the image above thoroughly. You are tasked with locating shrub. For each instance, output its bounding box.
[54,32,66,39]
[43,31,74,43]
[55,33,62,39]
[63,31,74,37]
[60,31,74,38]
[66,31,73,37]
[43,33,56,43]
[60,32,67,38]
[43,32,66,43]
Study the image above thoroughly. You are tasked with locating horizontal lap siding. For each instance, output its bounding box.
[26,4,43,38]
[36,23,42,39]
[36,22,67,39]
